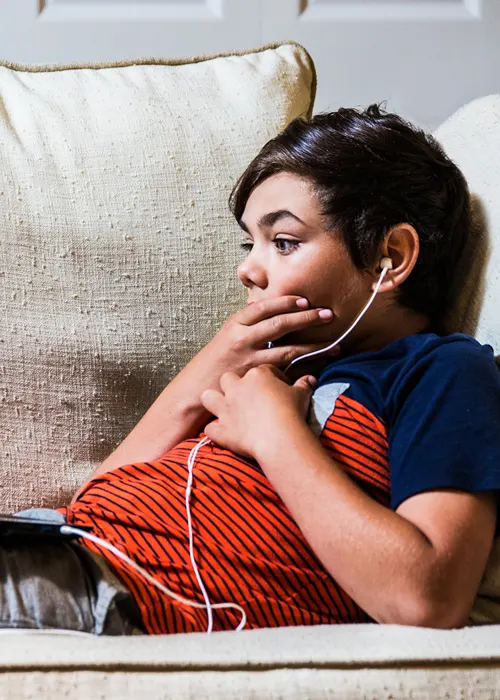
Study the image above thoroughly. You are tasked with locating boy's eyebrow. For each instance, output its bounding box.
[238,209,305,233]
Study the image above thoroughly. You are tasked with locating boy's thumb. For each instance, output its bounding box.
[294,375,317,391]
[293,376,316,417]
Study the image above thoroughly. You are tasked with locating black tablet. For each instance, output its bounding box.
[0,514,92,540]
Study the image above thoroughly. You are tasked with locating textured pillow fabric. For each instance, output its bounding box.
[0,42,316,510]
[434,95,500,347]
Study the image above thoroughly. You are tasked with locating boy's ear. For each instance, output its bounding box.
[371,223,420,293]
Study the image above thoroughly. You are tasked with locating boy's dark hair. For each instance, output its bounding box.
[228,103,471,331]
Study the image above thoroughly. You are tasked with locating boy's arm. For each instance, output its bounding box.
[255,420,496,628]
[72,297,338,503]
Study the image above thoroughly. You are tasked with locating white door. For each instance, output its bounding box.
[0,0,261,64]
[263,0,500,130]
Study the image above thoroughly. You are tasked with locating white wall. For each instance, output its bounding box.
[0,0,498,130]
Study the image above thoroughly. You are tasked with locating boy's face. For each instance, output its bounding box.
[237,172,373,346]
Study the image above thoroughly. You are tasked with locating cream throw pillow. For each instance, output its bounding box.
[435,95,500,346]
[0,43,316,509]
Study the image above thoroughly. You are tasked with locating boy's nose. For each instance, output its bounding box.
[237,257,267,290]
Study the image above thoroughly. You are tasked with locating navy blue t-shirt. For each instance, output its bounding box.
[307,332,500,521]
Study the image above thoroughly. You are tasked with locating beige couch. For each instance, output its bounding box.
[2,41,500,698]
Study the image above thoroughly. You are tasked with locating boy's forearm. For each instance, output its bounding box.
[254,424,454,627]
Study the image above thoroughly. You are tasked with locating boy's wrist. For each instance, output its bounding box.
[158,381,211,437]
[253,414,314,467]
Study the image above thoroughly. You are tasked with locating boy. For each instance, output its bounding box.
[6,103,500,635]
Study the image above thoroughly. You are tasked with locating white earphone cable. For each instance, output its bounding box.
[60,519,247,633]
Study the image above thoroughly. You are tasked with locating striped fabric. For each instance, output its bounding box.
[320,395,391,506]
[60,395,390,634]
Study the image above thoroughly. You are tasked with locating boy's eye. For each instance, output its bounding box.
[239,239,299,255]
[274,239,299,254]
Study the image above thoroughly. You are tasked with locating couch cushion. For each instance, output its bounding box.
[0,43,315,510]
[434,94,500,349]
[0,624,499,699]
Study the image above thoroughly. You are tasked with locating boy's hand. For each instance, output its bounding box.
[200,364,316,462]
[206,295,338,377]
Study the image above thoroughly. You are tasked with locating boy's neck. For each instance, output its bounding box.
[288,308,431,383]
[346,305,431,357]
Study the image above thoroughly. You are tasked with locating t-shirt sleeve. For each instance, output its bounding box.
[388,338,500,511]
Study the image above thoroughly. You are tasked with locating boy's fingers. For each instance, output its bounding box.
[292,375,317,416]
[200,388,224,416]
[267,343,340,366]
[236,296,309,325]
[230,296,335,349]
[258,363,290,383]
[251,309,334,347]
[204,419,221,445]
[294,375,317,390]
[219,371,240,394]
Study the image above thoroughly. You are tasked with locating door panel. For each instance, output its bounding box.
[263,0,499,129]
[0,0,261,64]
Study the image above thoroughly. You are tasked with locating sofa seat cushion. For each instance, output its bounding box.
[0,624,499,698]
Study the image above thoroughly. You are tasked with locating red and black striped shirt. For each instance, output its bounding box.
[60,388,389,635]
